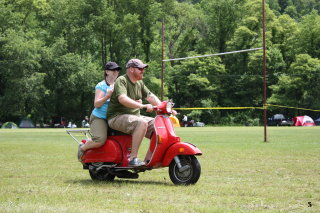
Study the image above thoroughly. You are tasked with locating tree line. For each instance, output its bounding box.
[1,0,320,126]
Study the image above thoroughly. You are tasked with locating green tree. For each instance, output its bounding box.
[168,54,225,108]
[269,54,320,117]
[0,29,45,121]
[201,0,245,54]
[273,14,298,67]
[222,0,280,107]
[295,11,320,58]
[1,0,320,126]
[275,0,320,17]
[137,0,161,62]
[122,14,142,58]
[41,38,100,123]
[163,1,206,66]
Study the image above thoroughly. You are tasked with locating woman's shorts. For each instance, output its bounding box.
[89,114,108,144]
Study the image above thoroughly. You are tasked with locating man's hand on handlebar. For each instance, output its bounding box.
[144,104,153,112]
[140,103,153,112]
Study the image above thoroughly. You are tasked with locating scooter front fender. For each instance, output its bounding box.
[161,142,202,167]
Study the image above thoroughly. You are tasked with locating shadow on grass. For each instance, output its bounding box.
[66,178,173,186]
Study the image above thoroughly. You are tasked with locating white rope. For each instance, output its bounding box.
[162,47,263,62]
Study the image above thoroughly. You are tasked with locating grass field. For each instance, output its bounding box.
[0,127,319,212]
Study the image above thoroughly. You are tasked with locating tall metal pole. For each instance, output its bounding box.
[262,0,267,142]
[161,20,165,101]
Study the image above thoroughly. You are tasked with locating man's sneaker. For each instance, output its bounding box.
[129,158,145,167]
[77,143,84,162]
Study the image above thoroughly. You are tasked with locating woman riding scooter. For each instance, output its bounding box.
[77,62,120,161]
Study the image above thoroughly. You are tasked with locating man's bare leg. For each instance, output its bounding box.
[130,120,147,161]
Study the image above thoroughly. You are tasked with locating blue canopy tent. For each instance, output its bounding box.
[19,118,35,128]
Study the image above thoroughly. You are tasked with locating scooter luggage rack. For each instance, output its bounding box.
[66,129,91,145]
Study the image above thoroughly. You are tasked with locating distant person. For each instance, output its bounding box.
[182,115,188,127]
[81,116,90,128]
[68,122,77,128]
[77,62,121,161]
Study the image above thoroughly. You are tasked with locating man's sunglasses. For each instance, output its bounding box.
[134,67,144,71]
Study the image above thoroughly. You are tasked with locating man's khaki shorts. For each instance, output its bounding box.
[108,114,154,139]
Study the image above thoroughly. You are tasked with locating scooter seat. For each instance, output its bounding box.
[108,127,129,136]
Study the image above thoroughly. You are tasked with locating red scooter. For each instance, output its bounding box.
[67,101,202,185]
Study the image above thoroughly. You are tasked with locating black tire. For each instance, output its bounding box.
[169,155,201,185]
[89,169,115,181]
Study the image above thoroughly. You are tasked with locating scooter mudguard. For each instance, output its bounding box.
[83,138,123,163]
[161,142,202,167]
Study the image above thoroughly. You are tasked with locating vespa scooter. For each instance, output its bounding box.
[67,101,202,185]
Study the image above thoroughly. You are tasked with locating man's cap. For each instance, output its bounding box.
[104,62,121,71]
[126,59,148,69]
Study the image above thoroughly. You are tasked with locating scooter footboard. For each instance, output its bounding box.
[161,142,202,167]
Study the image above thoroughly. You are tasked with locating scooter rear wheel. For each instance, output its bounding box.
[89,170,115,181]
[169,155,201,185]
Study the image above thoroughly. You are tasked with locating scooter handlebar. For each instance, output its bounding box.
[141,101,174,114]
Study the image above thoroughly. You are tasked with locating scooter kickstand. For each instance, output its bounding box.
[174,156,190,172]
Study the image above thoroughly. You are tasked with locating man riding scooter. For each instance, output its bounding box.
[107,58,177,167]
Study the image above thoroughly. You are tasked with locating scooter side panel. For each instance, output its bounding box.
[147,116,180,167]
[163,115,177,138]
[161,142,202,167]
[83,139,122,163]
[110,135,132,167]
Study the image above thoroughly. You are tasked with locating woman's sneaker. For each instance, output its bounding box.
[129,158,145,167]
[77,143,84,162]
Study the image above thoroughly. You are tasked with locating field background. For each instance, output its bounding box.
[0,127,319,212]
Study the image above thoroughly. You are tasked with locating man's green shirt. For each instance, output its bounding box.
[107,74,151,120]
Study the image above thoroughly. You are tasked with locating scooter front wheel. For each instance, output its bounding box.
[169,155,201,185]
